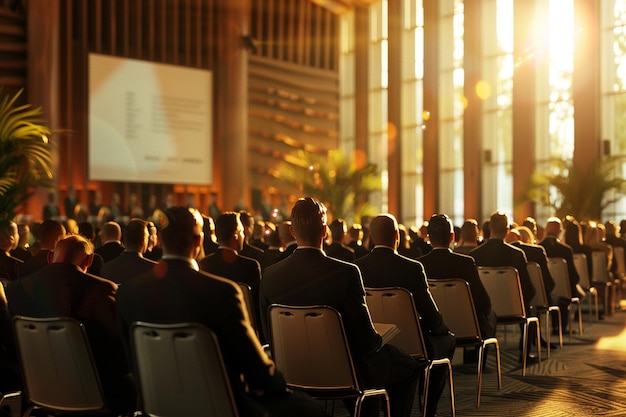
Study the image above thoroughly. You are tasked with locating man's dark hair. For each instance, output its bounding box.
[215,212,239,245]
[329,218,347,243]
[124,218,148,249]
[290,197,327,243]
[160,207,203,254]
[428,214,453,246]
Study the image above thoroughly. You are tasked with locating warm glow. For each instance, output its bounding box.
[476,80,492,100]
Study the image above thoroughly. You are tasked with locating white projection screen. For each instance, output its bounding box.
[88,53,213,184]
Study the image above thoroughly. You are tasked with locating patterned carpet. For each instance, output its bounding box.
[336,307,626,417]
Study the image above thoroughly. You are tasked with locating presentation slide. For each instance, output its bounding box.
[88,53,213,184]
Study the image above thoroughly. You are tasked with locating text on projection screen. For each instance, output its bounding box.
[89,53,213,184]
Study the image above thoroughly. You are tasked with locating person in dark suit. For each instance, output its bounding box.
[345,223,370,260]
[199,211,263,339]
[356,213,454,417]
[95,221,125,263]
[277,221,297,261]
[20,219,65,277]
[43,192,61,221]
[6,235,136,414]
[539,217,581,331]
[260,198,419,417]
[470,211,536,361]
[325,218,356,262]
[116,207,324,417]
[261,226,283,270]
[77,221,105,276]
[63,185,79,220]
[0,220,23,283]
[418,214,496,340]
[144,221,163,261]
[100,218,156,285]
[202,215,219,256]
[239,210,265,264]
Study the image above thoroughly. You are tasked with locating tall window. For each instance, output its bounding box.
[534,0,575,222]
[438,0,465,225]
[602,0,626,220]
[400,0,425,226]
[480,0,514,219]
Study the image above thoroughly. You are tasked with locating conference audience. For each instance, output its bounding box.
[260,198,419,417]
[6,235,136,414]
[95,221,125,263]
[20,219,65,277]
[357,213,454,417]
[116,207,324,417]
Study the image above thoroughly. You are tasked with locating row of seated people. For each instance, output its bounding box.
[1,200,625,416]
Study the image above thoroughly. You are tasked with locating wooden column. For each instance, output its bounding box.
[387,0,402,218]
[27,0,60,221]
[216,1,251,212]
[513,0,538,223]
[354,6,369,167]
[573,0,601,172]
[423,0,440,220]
[463,0,483,220]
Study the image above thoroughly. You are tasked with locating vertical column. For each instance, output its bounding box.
[423,0,440,221]
[513,0,538,222]
[215,1,251,212]
[387,0,402,218]
[573,0,601,172]
[27,0,60,220]
[463,0,483,220]
[354,6,369,167]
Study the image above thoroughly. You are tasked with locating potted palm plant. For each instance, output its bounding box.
[0,88,54,221]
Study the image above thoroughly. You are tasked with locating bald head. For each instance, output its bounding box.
[369,214,398,248]
[544,217,562,238]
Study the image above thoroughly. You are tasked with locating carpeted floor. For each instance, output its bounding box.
[335,307,626,417]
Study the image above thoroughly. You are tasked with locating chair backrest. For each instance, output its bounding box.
[573,253,591,289]
[364,287,427,359]
[427,279,482,342]
[614,246,626,278]
[268,304,359,392]
[131,322,239,417]
[476,266,526,318]
[527,261,549,308]
[591,251,610,284]
[13,316,106,413]
[547,257,572,299]
[237,282,257,333]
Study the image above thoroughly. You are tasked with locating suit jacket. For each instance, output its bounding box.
[0,252,22,282]
[469,238,536,309]
[418,247,494,335]
[6,262,135,412]
[324,242,356,263]
[278,242,298,261]
[241,241,264,264]
[199,248,263,338]
[100,251,157,285]
[260,248,382,360]
[95,241,125,263]
[511,241,556,299]
[538,236,580,296]
[116,259,284,416]
[20,249,51,277]
[347,241,370,260]
[357,247,450,337]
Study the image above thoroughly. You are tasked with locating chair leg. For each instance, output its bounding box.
[544,310,551,359]
[576,301,583,336]
[446,361,456,417]
[0,392,21,417]
[421,368,430,417]
[550,306,563,347]
[522,322,528,377]
[476,346,484,409]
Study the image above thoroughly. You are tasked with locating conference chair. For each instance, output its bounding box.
[573,253,599,321]
[527,261,563,357]
[268,304,391,417]
[476,266,541,376]
[364,287,455,417]
[591,250,614,316]
[613,246,626,308]
[548,257,583,339]
[131,321,239,417]
[0,391,21,417]
[13,316,110,416]
[427,279,501,408]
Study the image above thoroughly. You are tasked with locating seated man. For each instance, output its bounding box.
[95,221,125,263]
[260,198,419,417]
[419,213,496,339]
[199,211,263,339]
[0,220,23,282]
[6,235,136,415]
[100,218,157,285]
[116,207,324,417]
[357,213,455,417]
